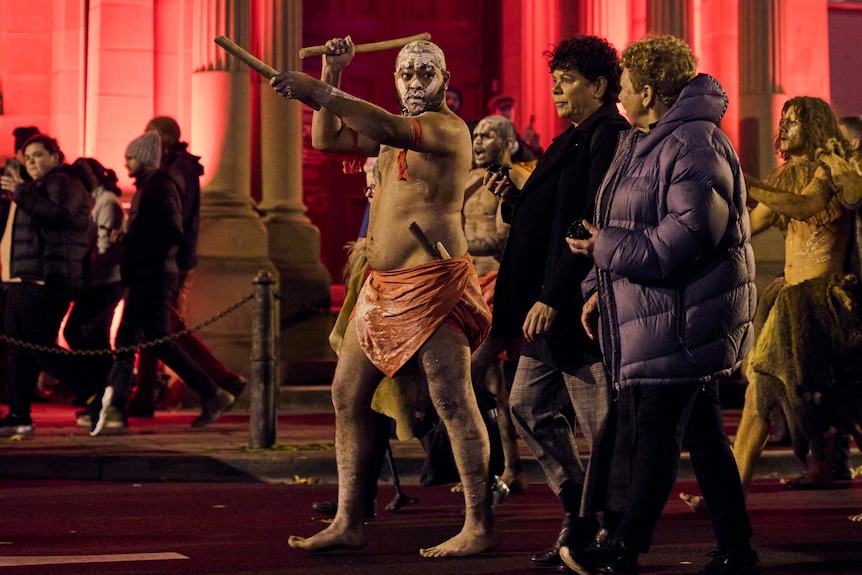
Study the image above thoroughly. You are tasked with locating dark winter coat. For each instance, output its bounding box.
[584,74,757,389]
[3,166,92,290]
[492,103,629,369]
[121,167,184,285]
[162,142,202,272]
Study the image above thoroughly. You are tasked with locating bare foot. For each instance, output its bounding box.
[288,522,367,552]
[419,528,499,558]
[781,473,832,490]
[386,492,419,512]
[850,513,862,522]
[679,492,708,513]
[450,482,464,493]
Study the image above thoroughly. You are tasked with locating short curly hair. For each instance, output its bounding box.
[544,35,621,104]
[621,35,696,107]
[775,96,852,161]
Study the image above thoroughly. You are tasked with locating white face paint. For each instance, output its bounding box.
[394,45,447,116]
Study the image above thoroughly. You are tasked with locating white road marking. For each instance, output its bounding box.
[0,552,188,567]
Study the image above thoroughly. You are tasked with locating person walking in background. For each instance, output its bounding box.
[93,132,234,435]
[65,158,126,430]
[486,35,632,572]
[0,134,100,435]
[130,117,245,416]
[566,35,761,575]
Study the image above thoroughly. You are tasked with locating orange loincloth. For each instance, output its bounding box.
[477,270,498,311]
[354,255,491,377]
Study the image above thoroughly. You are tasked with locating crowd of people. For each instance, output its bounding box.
[269,29,861,574]
[0,117,245,437]
[1,26,860,575]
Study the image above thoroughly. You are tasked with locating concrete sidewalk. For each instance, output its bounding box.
[1,388,859,486]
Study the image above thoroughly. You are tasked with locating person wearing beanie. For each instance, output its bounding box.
[92,133,235,435]
[125,132,162,169]
[127,116,245,419]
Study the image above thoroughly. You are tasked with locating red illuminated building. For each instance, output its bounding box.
[1,0,861,382]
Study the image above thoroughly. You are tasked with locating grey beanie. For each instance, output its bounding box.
[125,132,161,168]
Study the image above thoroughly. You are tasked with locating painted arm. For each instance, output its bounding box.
[273,37,451,155]
[745,170,832,221]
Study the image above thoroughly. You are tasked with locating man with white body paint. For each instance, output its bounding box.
[270,37,496,557]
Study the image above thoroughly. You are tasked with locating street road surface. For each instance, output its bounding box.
[0,479,860,574]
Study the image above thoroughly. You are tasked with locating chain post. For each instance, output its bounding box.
[250,270,278,448]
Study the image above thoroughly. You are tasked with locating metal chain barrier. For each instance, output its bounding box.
[0,292,256,356]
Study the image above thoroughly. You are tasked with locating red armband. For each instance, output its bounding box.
[397,116,423,182]
[342,126,365,174]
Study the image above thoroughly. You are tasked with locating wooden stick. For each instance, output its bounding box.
[299,33,431,59]
[214,36,279,79]
[214,36,320,110]
[408,221,442,260]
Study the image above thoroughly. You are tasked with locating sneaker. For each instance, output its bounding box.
[0,414,35,437]
[689,550,763,575]
[191,388,235,428]
[90,386,116,436]
[76,409,126,429]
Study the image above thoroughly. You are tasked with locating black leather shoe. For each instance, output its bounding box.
[531,513,577,567]
[561,529,639,575]
[311,497,376,519]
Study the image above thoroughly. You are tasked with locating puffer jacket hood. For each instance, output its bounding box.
[585,73,757,389]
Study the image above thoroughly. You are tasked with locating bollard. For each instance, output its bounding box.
[250,270,278,448]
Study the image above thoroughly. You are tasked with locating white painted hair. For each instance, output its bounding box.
[396,41,446,72]
[477,115,517,143]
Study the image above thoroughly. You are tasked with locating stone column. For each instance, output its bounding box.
[184,0,277,383]
[257,0,335,383]
[647,0,690,41]
[738,0,786,291]
[579,0,638,51]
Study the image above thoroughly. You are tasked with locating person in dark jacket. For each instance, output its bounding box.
[484,35,632,569]
[129,117,245,418]
[93,132,234,435]
[566,35,761,575]
[0,134,97,435]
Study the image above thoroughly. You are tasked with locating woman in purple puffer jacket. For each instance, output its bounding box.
[565,35,762,575]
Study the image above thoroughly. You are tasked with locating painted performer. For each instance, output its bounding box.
[681,96,862,514]
[270,37,496,557]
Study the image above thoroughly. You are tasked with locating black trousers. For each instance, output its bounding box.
[5,282,90,417]
[616,382,753,555]
[107,276,216,408]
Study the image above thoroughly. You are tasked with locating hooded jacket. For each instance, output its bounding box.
[584,74,757,388]
[162,142,203,272]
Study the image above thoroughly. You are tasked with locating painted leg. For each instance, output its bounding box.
[288,326,379,552]
[418,330,498,558]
